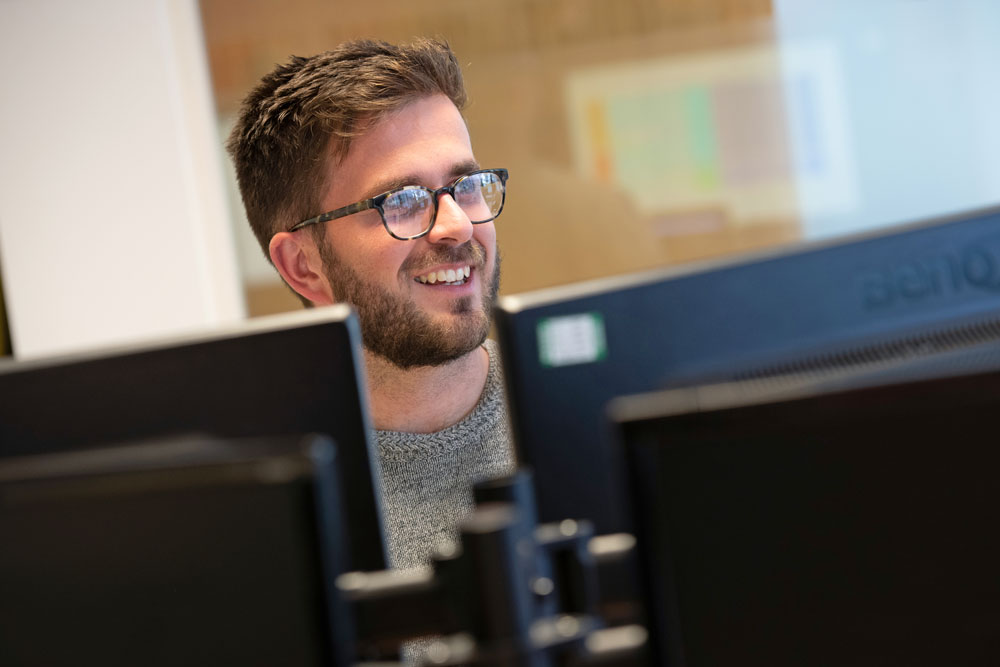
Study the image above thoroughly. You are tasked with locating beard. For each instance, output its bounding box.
[318,240,501,370]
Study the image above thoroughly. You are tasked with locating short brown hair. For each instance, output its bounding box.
[226,38,468,260]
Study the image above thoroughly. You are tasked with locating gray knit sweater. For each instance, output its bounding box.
[375,339,515,571]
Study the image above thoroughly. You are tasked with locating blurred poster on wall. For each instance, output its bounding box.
[565,44,802,240]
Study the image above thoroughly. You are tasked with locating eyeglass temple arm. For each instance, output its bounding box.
[289,199,377,232]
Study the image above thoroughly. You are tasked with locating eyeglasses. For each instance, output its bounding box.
[289,168,508,240]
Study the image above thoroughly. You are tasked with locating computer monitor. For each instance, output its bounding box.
[610,343,1000,666]
[0,305,386,572]
[0,434,356,667]
[495,204,1000,538]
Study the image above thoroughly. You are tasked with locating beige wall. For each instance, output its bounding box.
[0,0,245,358]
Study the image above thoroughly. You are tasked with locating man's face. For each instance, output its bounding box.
[314,94,500,369]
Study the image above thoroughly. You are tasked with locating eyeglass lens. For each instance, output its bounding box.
[382,171,505,238]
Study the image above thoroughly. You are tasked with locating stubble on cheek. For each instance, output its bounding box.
[317,239,500,369]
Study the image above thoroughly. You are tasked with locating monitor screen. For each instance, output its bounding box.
[0,306,386,572]
[496,205,1000,540]
[0,434,355,667]
[611,349,1000,666]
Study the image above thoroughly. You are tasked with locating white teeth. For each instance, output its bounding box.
[415,265,472,285]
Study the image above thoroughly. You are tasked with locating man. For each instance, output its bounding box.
[226,39,514,571]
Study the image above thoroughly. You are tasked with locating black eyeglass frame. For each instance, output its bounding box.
[288,168,509,240]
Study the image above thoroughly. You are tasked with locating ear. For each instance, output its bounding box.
[269,231,335,305]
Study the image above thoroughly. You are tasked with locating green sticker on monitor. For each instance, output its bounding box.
[537,312,608,367]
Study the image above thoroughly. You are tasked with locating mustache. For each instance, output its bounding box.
[401,241,487,274]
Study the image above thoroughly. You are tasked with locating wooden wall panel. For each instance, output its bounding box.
[200,1,798,316]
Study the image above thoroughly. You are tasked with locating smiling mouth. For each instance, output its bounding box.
[415,265,472,286]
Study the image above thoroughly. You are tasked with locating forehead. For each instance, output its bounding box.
[326,94,475,205]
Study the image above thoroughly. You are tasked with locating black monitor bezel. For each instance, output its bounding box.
[611,348,1000,665]
[0,305,387,572]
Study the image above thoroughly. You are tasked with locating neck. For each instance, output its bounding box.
[365,344,490,433]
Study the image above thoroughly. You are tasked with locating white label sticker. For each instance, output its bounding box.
[537,312,607,367]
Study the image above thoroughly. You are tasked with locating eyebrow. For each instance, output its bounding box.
[359,159,482,200]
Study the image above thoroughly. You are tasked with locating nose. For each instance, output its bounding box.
[425,192,474,245]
